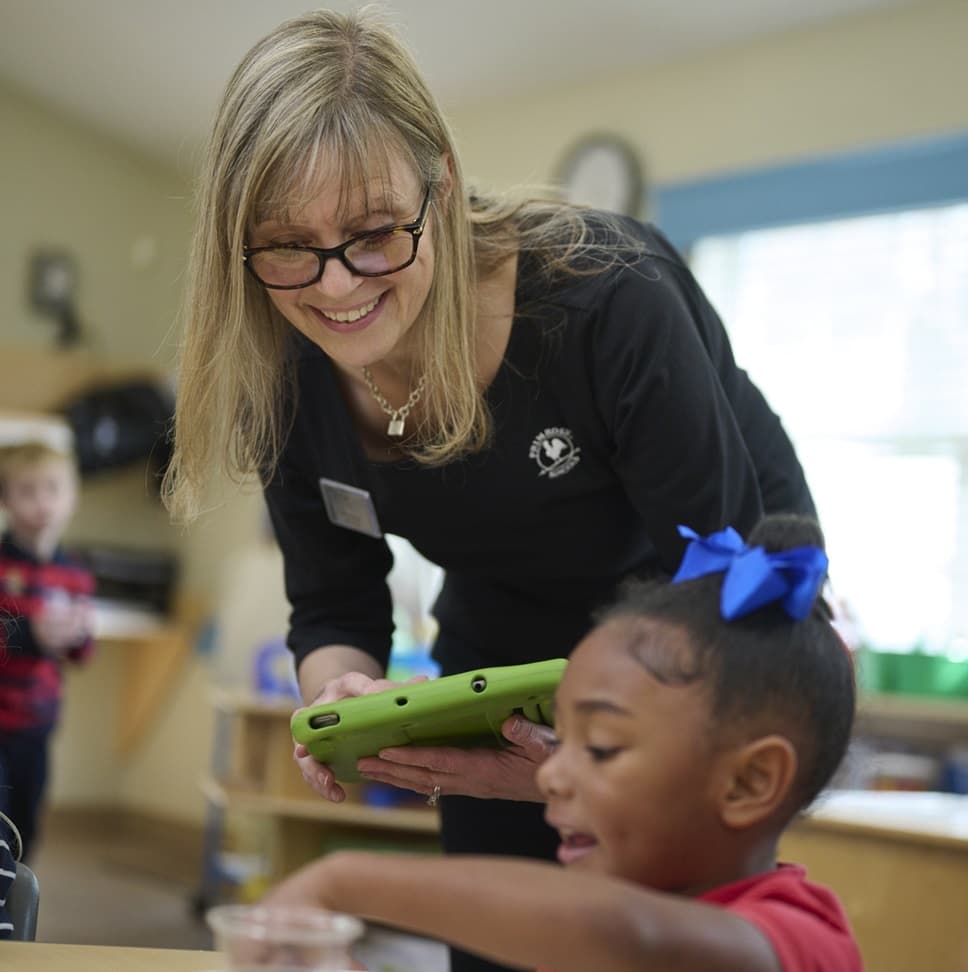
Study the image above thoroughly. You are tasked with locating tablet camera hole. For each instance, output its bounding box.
[471,676,487,693]
[395,696,409,706]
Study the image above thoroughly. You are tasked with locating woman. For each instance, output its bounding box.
[164,10,815,972]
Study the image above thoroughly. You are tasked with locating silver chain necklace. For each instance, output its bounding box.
[360,366,428,438]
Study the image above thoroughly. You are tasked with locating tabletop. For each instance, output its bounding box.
[0,941,218,971]
[801,789,968,849]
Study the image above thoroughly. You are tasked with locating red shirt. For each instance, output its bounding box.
[0,533,95,733]
[699,863,862,971]
[536,864,861,972]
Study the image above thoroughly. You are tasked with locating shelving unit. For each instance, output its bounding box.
[196,690,441,904]
[200,777,439,834]
[781,791,968,972]
[96,594,207,756]
[855,692,968,747]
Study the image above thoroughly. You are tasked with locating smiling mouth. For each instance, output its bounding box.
[318,294,381,324]
[560,829,597,849]
[554,828,599,865]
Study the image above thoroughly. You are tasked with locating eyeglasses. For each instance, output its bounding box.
[242,188,431,289]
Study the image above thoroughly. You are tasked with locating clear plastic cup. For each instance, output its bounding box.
[206,904,364,971]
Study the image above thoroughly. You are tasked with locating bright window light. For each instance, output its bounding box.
[690,203,968,655]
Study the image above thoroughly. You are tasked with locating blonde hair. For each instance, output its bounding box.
[0,441,75,498]
[163,6,641,522]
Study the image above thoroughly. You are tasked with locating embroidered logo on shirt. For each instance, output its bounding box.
[529,427,581,478]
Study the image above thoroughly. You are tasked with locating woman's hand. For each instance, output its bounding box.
[355,715,557,803]
[292,671,429,803]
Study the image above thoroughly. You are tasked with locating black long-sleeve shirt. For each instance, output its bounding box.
[265,221,815,677]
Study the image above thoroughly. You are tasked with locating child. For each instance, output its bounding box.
[0,442,95,861]
[261,513,862,971]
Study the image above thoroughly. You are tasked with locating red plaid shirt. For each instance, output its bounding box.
[0,533,95,733]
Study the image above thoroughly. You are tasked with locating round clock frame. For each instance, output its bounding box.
[555,133,645,218]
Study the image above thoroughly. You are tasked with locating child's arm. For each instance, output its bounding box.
[261,852,783,972]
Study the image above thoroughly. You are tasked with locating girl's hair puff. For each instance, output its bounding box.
[600,514,855,815]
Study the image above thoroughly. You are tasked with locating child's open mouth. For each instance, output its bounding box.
[556,830,598,865]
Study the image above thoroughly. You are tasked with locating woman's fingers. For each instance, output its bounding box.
[501,715,558,760]
[357,729,551,803]
[291,671,431,803]
[292,739,345,802]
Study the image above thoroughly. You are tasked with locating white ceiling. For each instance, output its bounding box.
[0,0,913,170]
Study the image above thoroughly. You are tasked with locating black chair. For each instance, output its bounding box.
[6,861,39,941]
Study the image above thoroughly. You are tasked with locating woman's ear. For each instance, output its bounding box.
[436,152,455,203]
[718,735,798,830]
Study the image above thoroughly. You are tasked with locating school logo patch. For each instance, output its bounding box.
[529,427,580,478]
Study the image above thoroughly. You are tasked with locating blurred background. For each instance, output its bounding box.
[1,0,966,966]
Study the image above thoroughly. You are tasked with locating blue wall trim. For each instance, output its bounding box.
[653,130,968,250]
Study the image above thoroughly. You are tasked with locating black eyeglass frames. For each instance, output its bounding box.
[242,187,432,290]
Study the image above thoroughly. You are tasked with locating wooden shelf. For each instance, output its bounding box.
[201,777,439,834]
[796,790,968,852]
[98,594,207,757]
[0,343,165,414]
[858,692,968,724]
[855,692,968,747]
[200,688,443,888]
[211,687,298,718]
[780,803,968,972]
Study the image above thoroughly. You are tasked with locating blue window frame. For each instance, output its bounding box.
[652,131,968,668]
[653,129,968,252]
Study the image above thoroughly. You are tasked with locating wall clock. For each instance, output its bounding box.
[28,249,82,346]
[555,134,645,218]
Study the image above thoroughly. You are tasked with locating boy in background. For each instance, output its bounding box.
[0,442,95,860]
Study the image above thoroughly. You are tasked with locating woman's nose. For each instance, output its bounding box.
[311,255,358,298]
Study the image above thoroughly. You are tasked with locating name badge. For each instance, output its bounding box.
[319,478,383,538]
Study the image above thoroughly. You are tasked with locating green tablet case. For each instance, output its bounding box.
[290,658,567,782]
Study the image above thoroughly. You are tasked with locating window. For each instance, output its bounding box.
[690,204,968,656]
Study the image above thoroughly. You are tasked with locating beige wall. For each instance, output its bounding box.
[4,0,967,828]
[448,0,968,192]
[0,85,191,359]
[0,81,268,823]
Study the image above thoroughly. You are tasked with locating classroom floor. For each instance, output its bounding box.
[30,810,217,950]
[29,809,448,970]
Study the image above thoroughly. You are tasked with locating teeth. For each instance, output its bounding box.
[321,295,379,323]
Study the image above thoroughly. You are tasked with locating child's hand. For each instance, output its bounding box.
[212,878,367,971]
[74,596,95,639]
[34,600,92,655]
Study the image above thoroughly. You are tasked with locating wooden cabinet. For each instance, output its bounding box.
[855,692,968,749]
[780,792,968,972]
[200,691,440,887]
[95,594,207,756]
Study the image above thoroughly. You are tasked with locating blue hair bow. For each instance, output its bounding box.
[672,525,828,621]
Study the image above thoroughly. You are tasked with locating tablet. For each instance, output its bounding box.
[290,658,567,782]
